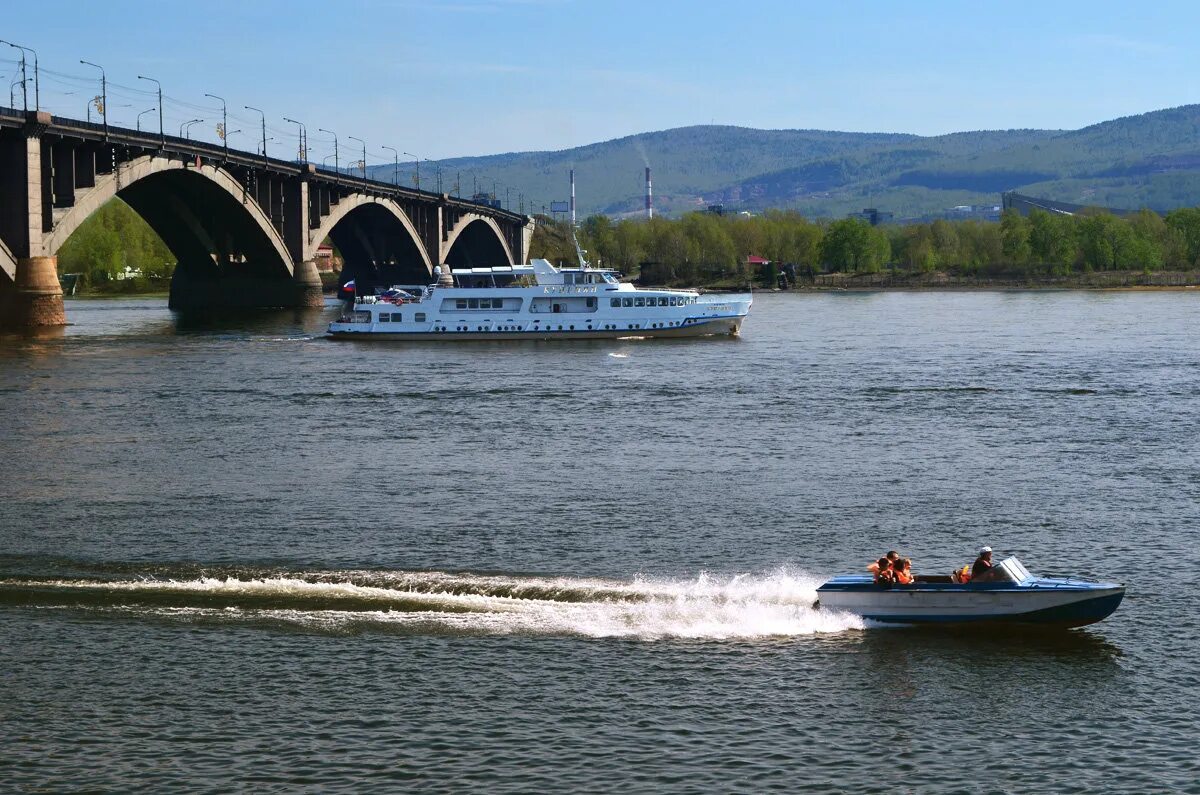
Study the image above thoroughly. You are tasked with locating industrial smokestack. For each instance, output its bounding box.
[570,169,576,227]
[645,166,653,219]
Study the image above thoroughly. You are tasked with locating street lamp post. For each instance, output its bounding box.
[1,41,37,111]
[205,93,227,160]
[381,146,399,186]
[348,136,366,179]
[10,78,30,110]
[423,159,442,194]
[244,106,267,166]
[136,75,164,147]
[79,60,107,138]
[283,117,307,163]
[404,152,419,189]
[181,118,203,138]
[137,107,156,132]
[320,128,339,183]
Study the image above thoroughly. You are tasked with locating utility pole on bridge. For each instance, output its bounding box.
[404,152,419,189]
[320,128,339,184]
[349,136,367,179]
[137,75,164,147]
[206,93,228,160]
[79,60,107,138]
[1,41,38,111]
[382,145,399,185]
[284,117,307,162]
[245,106,267,167]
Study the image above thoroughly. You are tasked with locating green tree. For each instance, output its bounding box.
[819,218,889,273]
[1000,209,1031,267]
[1165,207,1200,266]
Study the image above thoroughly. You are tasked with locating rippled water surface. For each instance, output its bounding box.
[2,292,1198,793]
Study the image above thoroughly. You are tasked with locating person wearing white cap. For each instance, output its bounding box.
[971,546,995,581]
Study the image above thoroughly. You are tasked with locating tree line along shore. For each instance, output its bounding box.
[532,208,1200,289]
[50,198,1200,294]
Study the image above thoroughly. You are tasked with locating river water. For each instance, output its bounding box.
[1,291,1197,793]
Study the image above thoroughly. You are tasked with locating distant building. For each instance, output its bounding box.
[849,208,894,226]
[315,244,336,272]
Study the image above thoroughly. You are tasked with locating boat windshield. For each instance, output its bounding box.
[993,556,1033,583]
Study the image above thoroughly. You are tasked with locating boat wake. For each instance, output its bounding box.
[0,567,863,640]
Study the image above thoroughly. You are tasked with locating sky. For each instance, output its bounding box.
[3,0,1200,166]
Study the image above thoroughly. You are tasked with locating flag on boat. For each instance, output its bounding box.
[341,280,356,292]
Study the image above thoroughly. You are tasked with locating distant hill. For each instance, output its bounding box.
[370,105,1200,220]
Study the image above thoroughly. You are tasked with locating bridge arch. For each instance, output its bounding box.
[44,156,293,279]
[443,214,515,268]
[308,195,432,283]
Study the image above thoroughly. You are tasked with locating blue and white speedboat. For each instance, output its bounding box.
[817,557,1125,628]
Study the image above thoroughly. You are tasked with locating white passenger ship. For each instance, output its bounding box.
[328,259,752,340]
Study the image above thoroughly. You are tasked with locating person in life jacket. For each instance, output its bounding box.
[867,550,899,574]
[873,557,896,586]
[971,546,996,582]
[894,558,914,585]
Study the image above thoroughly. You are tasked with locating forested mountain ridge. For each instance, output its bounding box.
[374,105,1200,219]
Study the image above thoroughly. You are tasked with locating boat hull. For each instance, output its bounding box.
[328,315,745,341]
[817,583,1125,628]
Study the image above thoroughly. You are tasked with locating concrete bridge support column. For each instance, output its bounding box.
[293,258,324,307]
[283,167,323,308]
[14,256,65,327]
[3,113,65,328]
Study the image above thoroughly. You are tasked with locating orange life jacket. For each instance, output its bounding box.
[895,570,914,585]
[954,565,972,583]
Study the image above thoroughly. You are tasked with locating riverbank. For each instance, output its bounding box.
[801,269,1200,291]
[687,269,1200,292]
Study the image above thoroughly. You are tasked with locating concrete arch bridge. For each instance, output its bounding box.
[0,109,532,327]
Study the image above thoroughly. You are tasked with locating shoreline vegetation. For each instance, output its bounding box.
[48,197,1200,296]
[532,207,1200,291]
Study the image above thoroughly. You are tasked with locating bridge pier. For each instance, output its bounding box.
[293,259,325,307]
[12,256,65,327]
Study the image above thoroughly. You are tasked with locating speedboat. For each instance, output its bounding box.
[816,557,1124,628]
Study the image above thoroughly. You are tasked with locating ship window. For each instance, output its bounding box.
[586,297,596,308]
[622,297,633,307]
[415,313,426,322]
[456,299,467,309]
[378,313,389,322]
[658,297,668,306]
[635,297,645,307]
[611,298,620,307]
[468,298,479,309]
[390,313,401,322]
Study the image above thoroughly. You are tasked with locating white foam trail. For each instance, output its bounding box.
[9,568,865,640]
[608,353,629,358]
